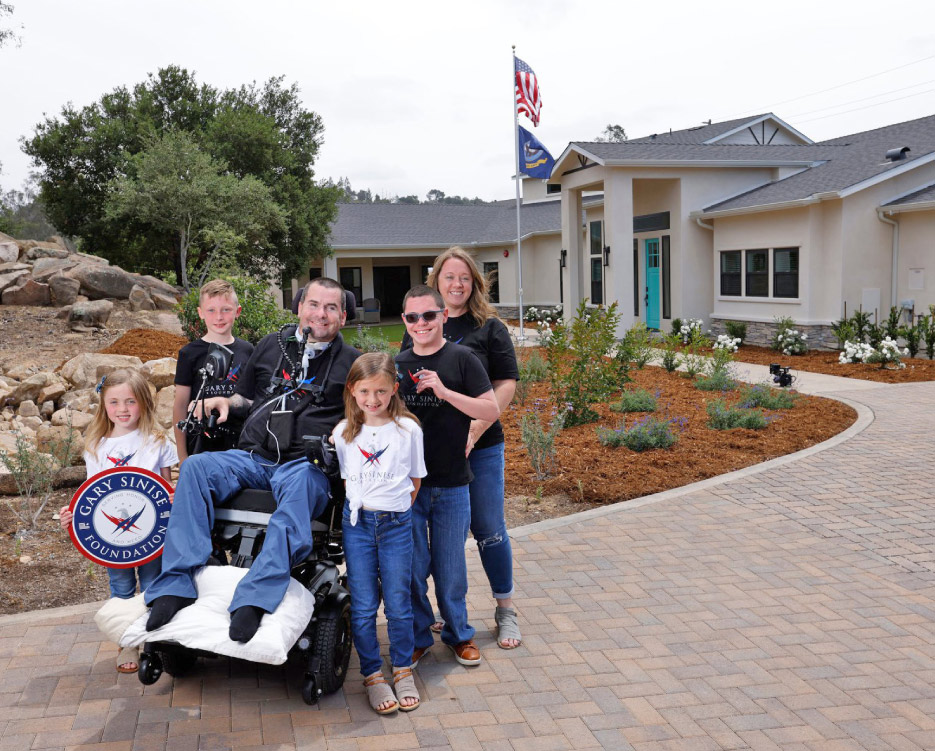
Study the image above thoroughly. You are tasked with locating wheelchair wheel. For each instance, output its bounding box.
[159,647,198,677]
[310,599,351,696]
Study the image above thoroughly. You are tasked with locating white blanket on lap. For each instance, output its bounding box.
[101,566,315,665]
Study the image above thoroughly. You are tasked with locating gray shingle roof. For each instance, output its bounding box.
[627,115,772,144]
[704,114,935,213]
[329,200,563,248]
[884,182,935,207]
[572,141,833,163]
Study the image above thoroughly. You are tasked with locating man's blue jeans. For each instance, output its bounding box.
[144,449,330,614]
[343,505,413,676]
[411,484,474,649]
[468,443,514,599]
[107,558,161,599]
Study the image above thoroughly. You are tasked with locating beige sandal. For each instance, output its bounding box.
[393,666,420,711]
[364,671,398,715]
[116,646,139,674]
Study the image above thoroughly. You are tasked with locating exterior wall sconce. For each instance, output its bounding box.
[559,248,567,268]
[603,245,610,267]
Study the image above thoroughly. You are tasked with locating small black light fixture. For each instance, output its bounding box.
[559,248,567,268]
[603,245,610,267]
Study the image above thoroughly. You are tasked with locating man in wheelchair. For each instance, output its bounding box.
[145,277,361,644]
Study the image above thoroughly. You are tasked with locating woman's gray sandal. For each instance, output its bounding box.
[495,606,522,649]
[364,671,398,715]
[393,666,420,711]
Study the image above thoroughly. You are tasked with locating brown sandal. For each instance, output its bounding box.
[392,666,420,711]
[364,671,398,715]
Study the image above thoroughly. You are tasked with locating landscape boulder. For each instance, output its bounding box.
[151,291,179,310]
[16,400,39,418]
[68,264,137,300]
[68,299,114,330]
[9,373,51,405]
[35,424,83,463]
[139,275,180,296]
[155,385,175,429]
[141,358,177,389]
[0,241,18,264]
[59,389,95,412]
[31,257,78,282]
[129,284,156,311]
[48,274,81,305]
[60,353,143,389]
[24,245,69,261]
[2,278,51,306]
[51,407,93,431]
[37,379,67,405]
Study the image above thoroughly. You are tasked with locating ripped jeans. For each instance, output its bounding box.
[468,443,514,599]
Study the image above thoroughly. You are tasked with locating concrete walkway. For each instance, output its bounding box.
[3,379,935,750]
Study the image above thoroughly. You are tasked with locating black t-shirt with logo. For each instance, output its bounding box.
[395,341,492,487]
[401,315,518,450]
[235,329,360,462]
[175,338,255,450]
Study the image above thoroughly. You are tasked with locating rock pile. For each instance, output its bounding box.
[0,235,180,332]
[0,353,180,494]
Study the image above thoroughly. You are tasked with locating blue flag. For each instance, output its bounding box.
[518,125,555,179]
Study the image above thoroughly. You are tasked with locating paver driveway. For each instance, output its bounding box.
[2,380,934,750]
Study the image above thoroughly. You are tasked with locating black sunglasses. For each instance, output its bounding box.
[402,309,445,324]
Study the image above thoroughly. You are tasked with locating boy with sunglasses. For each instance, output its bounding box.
[395,285,500,667]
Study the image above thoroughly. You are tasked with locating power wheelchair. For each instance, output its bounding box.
[137,341,352,705]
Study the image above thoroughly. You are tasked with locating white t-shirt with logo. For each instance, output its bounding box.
[332,417,427,525]
[84,429,179,478]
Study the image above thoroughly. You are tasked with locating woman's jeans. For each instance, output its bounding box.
[107,558,161,599]
[343,505,414,676]
[468,443,514,599]
[411,484,474,649]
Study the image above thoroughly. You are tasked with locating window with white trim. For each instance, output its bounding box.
[719,248,799,299]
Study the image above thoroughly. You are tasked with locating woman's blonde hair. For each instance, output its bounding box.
[342,353,418,443]
[85,368,164,455]
[426,246,499,328]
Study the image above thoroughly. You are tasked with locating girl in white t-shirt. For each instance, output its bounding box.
[332,353,426,715]
[59,368,177,673]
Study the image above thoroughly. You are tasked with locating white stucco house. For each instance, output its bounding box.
[296,112,935,346]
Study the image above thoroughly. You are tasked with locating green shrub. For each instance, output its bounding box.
[597,414,683,451]
[724,320,747,344]
[831,317,855,349]
[660,333,681,373]
[670,317,682,336]
[624,322,655,369]
[695,369,737,391]
[520,408,564,479]
[178,274,295,344]
[924,309,935,359]
[867,322,885,350]
[706,399,769,430]
[543,300,625,427]
[681,329,707,378]
[521,349,548,382]
[850,309,872,343]
[885,306,902,341]
[900,323,922,359]
[611,388,658,413]
[349,324,398,355]
[738,383,798,410]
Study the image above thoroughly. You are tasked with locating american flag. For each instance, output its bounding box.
[514,56,541,127]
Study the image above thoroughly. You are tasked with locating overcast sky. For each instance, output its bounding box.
[2,0,934,202]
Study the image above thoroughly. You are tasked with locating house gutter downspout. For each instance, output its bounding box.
[877,209,899,309]
[695,216,714,231]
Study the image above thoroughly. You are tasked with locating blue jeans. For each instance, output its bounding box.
[144,449,330,613]
[107,558,161,599]
[468,443,514,599]
[343,505,413,676]
[411,484,474,649]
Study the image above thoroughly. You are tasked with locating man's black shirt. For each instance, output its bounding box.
[236,328,360,462]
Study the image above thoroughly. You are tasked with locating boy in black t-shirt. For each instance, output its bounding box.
[395,285,500,667]
[173,279,254,463]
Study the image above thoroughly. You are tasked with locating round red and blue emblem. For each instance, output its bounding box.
[68,467,173,568]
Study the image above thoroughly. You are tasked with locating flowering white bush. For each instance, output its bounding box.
[839,340,875,364]
[713,334,741,353]
[679,318,704,344]
[776,328,808,356]
[524,304,562,323]
[870,337,908,369]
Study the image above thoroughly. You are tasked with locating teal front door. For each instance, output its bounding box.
[645,239,660,329]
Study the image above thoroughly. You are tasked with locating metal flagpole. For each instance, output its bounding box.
[512,45,526,342]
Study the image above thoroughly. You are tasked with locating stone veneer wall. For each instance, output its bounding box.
[709,318,838,351]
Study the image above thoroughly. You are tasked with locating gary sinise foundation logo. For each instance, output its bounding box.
[68,467,173,568]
